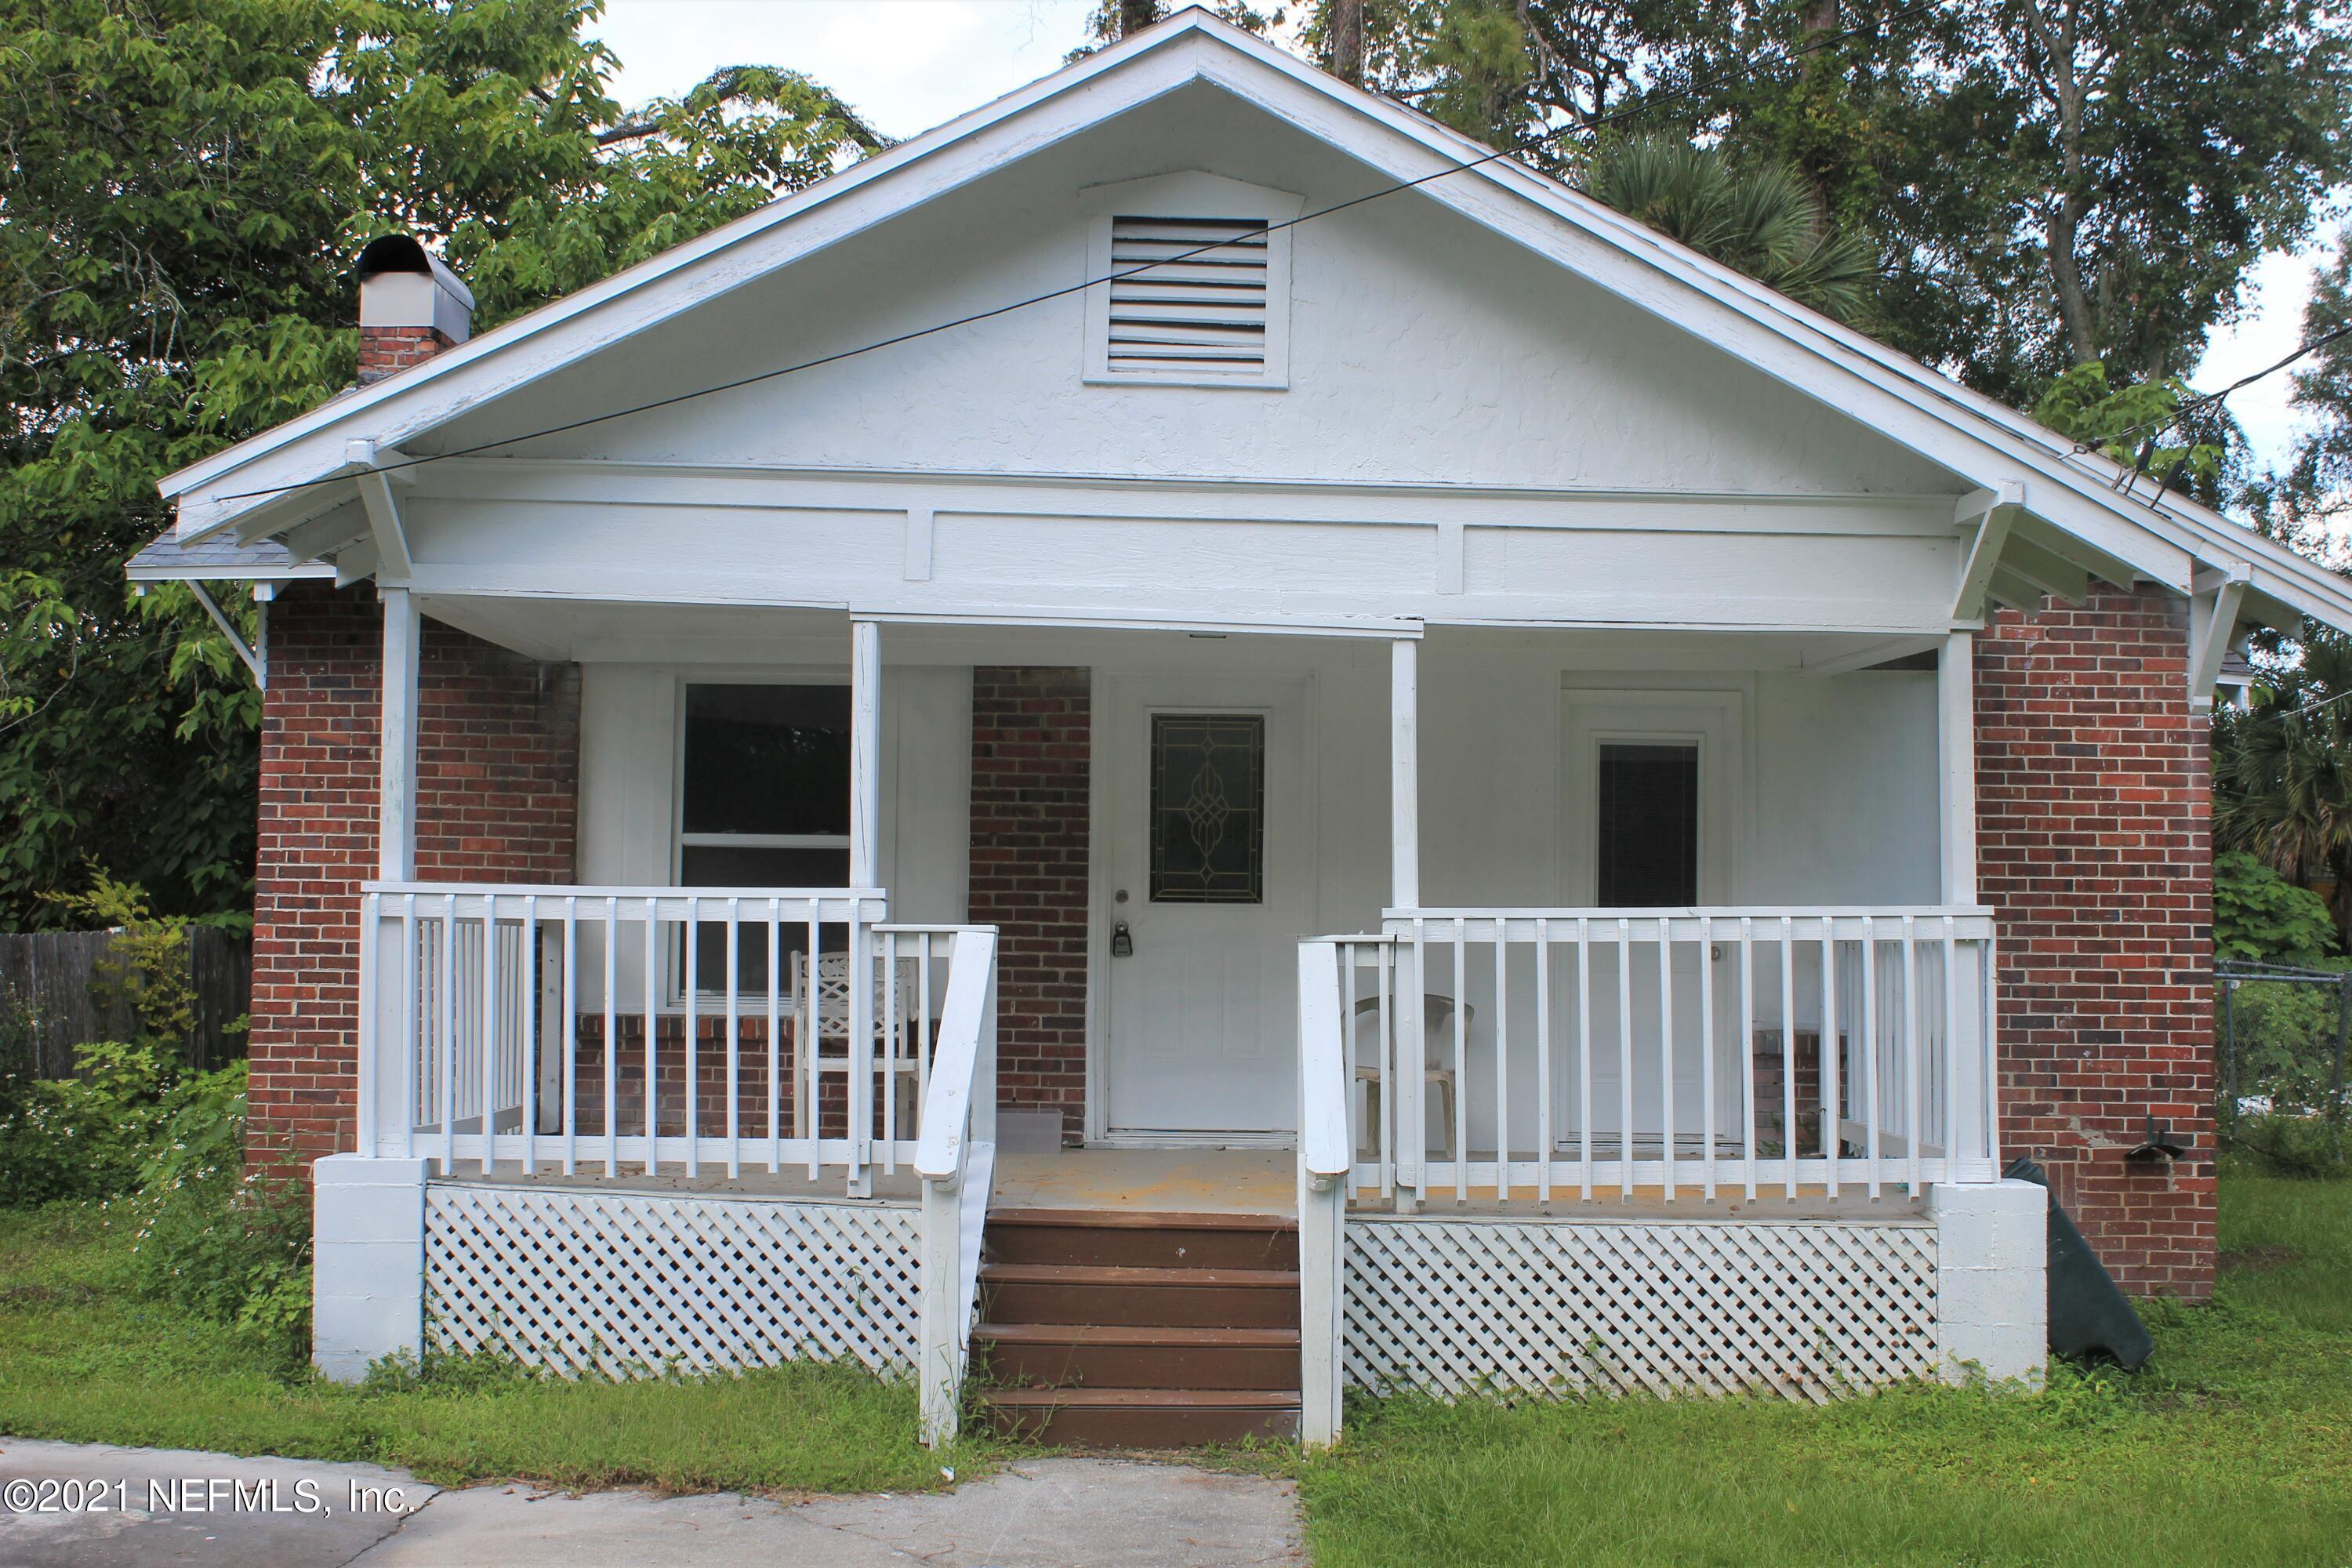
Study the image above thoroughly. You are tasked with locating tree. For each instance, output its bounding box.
[1577,134,1880,325]
[2215,632,2352,949]
[1886,0,2352,401]
[1312,0,2352,408]
[0,0,878,929]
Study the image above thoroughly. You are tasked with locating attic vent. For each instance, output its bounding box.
[1105,216,1270,372]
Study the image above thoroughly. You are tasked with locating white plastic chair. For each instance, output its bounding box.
[1351,993,1470,1159]
[793,950,924,1133]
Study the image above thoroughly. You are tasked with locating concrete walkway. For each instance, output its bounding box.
[0,1439,1305,1566]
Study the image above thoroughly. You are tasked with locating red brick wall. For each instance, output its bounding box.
[357,325,458,384]
[1976,586,2215,1299]
[247,584,579,1167]
[969,669,1092,1143]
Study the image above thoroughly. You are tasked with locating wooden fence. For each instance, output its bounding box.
[0,927,251,1077]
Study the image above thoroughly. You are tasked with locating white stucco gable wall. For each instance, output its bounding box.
[421,82,1958,501]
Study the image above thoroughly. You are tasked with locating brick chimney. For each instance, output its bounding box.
[354,234,473,385]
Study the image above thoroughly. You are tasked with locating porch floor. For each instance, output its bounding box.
[424,1147,1926,1222]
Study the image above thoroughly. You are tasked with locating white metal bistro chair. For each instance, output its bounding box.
[1351,993,1470,1160]
[792,950,925,1133]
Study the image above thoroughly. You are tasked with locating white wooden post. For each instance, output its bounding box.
[850,619,882,890]
[1390,637,1419,908]
[1297,940,1349,1448]
[1937,631,1975,904]
[917,1169,963,1444]
[1390,638,1424,1210]
[379,586,420,880]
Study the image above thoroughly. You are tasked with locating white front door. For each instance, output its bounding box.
[1100,673,1313,1138]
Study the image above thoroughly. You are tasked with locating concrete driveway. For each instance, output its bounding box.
[0,1439,1305,1566]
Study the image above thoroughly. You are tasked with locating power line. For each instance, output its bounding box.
[206,3,1934,510]
[2072,321,2352,465]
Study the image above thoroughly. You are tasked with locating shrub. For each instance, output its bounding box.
[2214,851,2338,964]
[0,1037,173,1207]
[121,1061,312,1370]
[2232,1109,2350,1178]
[0,1010,311,1366]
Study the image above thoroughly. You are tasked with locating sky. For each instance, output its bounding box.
[590,0,2335,476]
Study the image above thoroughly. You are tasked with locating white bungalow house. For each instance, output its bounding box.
[136,11,2352,1446]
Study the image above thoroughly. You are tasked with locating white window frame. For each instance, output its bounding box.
[670,675,855,1001]
[1559,688,1746,906]
[1080,169,1302,390]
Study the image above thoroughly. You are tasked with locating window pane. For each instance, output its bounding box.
[1597,743,1698,906]
[681,684,851,837]
[1150,713,1265,904]
[681,844,852,992]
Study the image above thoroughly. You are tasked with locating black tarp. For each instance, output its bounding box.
[2004,1156,2154,1369]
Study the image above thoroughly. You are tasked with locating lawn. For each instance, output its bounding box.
[5,1175,2350,1563]
[0,1201,997,1493]
[1296,1169,2352,1568]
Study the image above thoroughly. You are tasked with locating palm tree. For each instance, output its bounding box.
[1576,136,1880,326]
[2214,629,2352,948]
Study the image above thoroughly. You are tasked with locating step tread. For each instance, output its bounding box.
[978,1262,1300,1287]
[980,1387,1302,1410]
[973,1323,1301,1348]
[988,1207,1297,1232]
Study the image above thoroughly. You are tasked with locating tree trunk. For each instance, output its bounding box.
[2046,196,2102,366]
[1330,0,1366,85]
[1118,0,1162,39]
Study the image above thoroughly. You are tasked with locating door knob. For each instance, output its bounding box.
[1111,920,1134,957]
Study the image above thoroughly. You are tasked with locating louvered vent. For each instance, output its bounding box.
[1106,215,1270,372]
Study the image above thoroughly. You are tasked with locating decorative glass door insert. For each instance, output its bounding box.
[1148,713,1265,904]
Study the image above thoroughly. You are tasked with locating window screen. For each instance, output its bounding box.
[1149,713,1265,903]
[679,684,852,990]
[1596,742,1699,907]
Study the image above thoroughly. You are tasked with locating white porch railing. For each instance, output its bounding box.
[1301,907,2000,1207]
[355,883,993,1194]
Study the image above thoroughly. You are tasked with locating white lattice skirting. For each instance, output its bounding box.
[423,1183,920,1378]
[1345,1217,1937,1402]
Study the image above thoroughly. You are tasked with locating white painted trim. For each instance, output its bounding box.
[851,620,883,887]
[151,14,2352,641]
[379,588,420,880]
[1080,170,1301,389]
[1937,633,1976,904]
[1391,638,1419,908]
[1557,688,1746,906]
[1951,485,2020,622]
[350,441,413,584]
[187,581,265,688]
[902,506,935,582]
[2190,565,2251,716]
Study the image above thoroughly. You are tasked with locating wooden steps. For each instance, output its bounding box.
[975,1208,1301,1446]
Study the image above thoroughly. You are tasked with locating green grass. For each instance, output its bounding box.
[0,1202,999,1492]
[1297,1169,2352,1567]
[9,1175,2351,1560]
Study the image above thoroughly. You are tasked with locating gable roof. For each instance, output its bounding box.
[155,7,2352,637]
